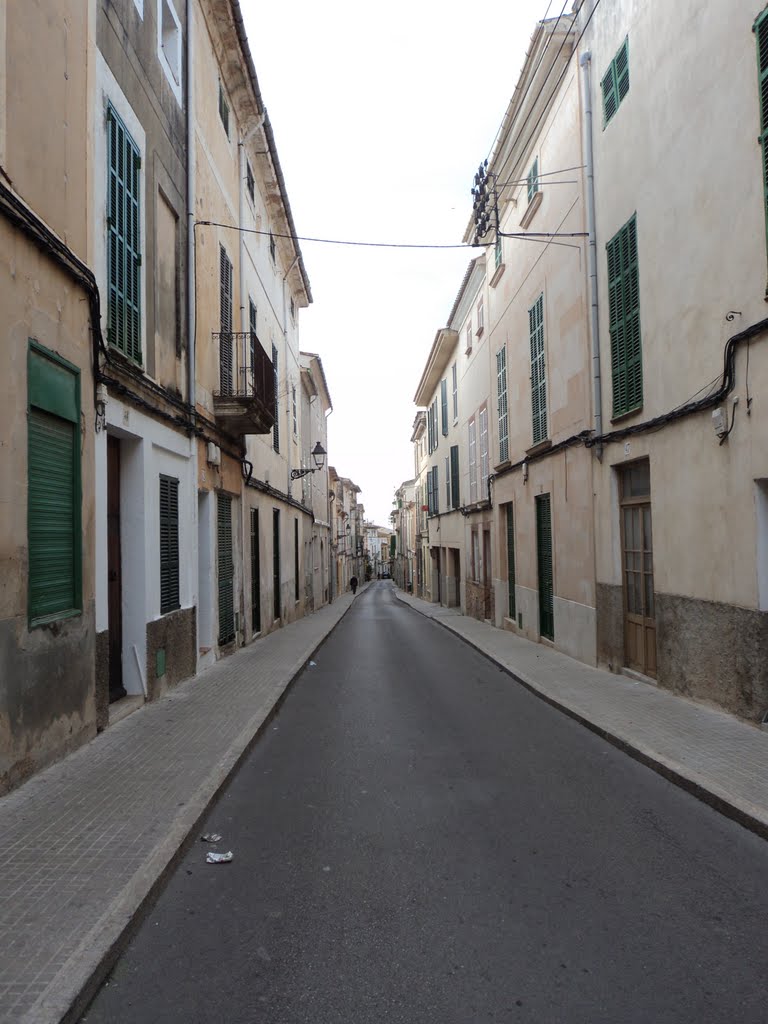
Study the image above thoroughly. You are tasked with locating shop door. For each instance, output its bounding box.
[107,436,126,702]
[620,462,656,676]
[217,493,235,645]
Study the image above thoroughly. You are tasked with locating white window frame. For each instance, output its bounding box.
[157,0,182,105]
[479,405,489,498]
[476,297,484,337]
[469,417,477,504]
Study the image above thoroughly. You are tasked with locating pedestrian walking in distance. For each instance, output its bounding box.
[350,576,358,595]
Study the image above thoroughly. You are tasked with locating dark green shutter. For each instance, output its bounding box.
[506,503,516,619]
[529,294,547,444]
[432,465,439,514]
[450,445,460,509]
[272,344,280,453]
[219,245,233,393]
[217,493,235,644]
[441,379,448,435]
[536,493,554,640]
[607,214,642,417]
[218,83,229,136]
[273,508,281,619]
[755,12,768,269]
[28,410,78,620]
[250,508,261,632]
[159,476,180,615]
[426,466,433,515]
[107,104,142,363]
[602,37,629,126]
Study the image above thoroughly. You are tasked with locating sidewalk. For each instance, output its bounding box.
[395,589,768,841]
[0,589,362,1024]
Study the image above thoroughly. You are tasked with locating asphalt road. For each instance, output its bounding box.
[82,583,768,1024]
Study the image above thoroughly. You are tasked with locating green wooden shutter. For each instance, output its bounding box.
[432,466,439,513]
[755,11,768,268]
[219,245,233,393]
[272,343,280,453]
[529,294,547,444]
[441,379,448,436]
[159,476,180,615]
[506,503,516,619]
[607,214,642,417]
[250,508,261,632]
[107,105,142,363]
[536,493,554,640]
[217,493,235,644]
[28,410,78,621]
[497,346,509,462]
[450,445,460,509]
[602,37,629,126]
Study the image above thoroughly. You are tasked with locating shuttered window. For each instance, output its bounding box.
[527,157,539,202]
[440,378,448,436]
[468,417,477,503]
[529,294,547,444]
[506,503,516,619]
[602,37,630,126]
[497,346,509,463]
[755,11,768,268]
[450,445,460,509]
[479,406,489,498]
[452,362,458,420]
[217,493,235,644]
[159,475,180,614]
[445,456,450,507]
[107,104,142,363]
[250,508,261,633]
[426,468,434,517]
[272,343,280,452]
[219,245,233,394]
[432,465,439,515]
[607,214,642,417]
[27,343,82,625]
[536,493,554,640]
[218,82,230,137]
[248,298,257,394]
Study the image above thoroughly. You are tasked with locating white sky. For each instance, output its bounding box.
[241,0,555,526]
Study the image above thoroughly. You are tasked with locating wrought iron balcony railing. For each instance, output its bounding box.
[212,332,275,436]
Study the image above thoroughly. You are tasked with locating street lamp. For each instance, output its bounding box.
[290,441,327,480]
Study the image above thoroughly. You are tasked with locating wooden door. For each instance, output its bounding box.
[620,463,656,676]
[107,437,126,702]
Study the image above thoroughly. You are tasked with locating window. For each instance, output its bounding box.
[269,231,276,263]
[497,345,509,463]
[218,81,229,137]
[246,160,254,202]
[607,214,642,417]
[159,0,182,94]
[451,362,458,421]
[432,465,439,515]
[247,298,257,393]
[440,378,448,436]
[27,343,82,625]
[755,11,768,270]
[159,475,180,614]
[107,104,142,363]
[445,456,450,507]
[450,445,460,509]
[468,416,477,503]
[602,37,629,126]
[272,343,280,452]
[428,398,438,454]
[494,234,503,269]
[476,297,484,336]
[529,294,547,444]
[219,245,233,393]
[292,383,297,436]
[527,157,539,203]
[290,296,295,320]
[479,406,489,498]
[465,319,473,354]
[426,468,434,517]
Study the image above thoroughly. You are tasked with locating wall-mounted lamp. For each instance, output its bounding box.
[290,441,327,480]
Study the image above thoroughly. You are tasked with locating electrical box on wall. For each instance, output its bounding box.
[207,442,221,466]
[712,408,727,438]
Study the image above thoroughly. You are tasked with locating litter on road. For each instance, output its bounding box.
[206,851,233,864]
[200,833,223,843]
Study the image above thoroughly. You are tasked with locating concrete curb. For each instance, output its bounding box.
[394,590,768,844]
[20,593,361,1024]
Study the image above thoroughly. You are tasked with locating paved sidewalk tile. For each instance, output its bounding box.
[395,590,768,838]
[0,591,359,1024]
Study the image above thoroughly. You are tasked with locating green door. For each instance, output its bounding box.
[217,493,235,644]
[536,493,554,640]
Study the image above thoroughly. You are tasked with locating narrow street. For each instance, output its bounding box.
[80,583,768,1024]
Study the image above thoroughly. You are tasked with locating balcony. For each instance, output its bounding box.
[212,333,275,436]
